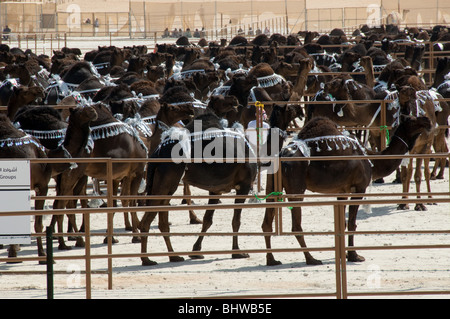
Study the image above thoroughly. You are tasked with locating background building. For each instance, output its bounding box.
[1,0,449,39]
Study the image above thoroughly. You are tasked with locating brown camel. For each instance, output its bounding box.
[0,106,92,262]
[262,114,432,266]
[6,85,45,120]
[52,103,148,249]
[0,113,52,263]
[138,112,258,266]
[397,86,443,211]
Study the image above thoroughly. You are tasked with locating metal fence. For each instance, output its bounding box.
[0,97,449,299]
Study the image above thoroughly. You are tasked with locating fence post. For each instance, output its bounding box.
[46,226,54,299]
[333,204,347,299]
[84,210,92,299]
[106,159,114,290]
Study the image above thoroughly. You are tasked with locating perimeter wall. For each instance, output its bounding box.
[1,0,450,39]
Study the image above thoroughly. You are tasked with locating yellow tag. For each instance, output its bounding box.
[255,101,264,108]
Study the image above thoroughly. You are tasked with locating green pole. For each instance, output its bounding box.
[46,226,54,299]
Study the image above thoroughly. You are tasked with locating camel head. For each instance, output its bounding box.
[323,74,353,100]
[398,85,417,116]
[298,58,314,75]
[69,105,98,126]
[207,95,239,117]
[110,100,138,119]
[269,104,299,131]
[228,74,258,106]
[433,57,450,87]
[395,114,432,151]
[158,102,194,125]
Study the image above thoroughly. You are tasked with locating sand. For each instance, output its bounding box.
[0,135,449,299]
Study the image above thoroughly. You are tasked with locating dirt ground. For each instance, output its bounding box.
[0,137,449,299]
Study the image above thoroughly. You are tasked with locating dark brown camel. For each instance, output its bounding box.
[307,74,390,143]
[0,113,52,263]
[138,112,258,266]
[0,106,90,262]
[84,103,148,244]
[6,85,45,120]
[51,103,148,249]
[262,114,432,266]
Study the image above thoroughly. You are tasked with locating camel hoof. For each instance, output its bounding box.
[189,254,204,260]
[58,244,72,251]
[68,236,78,241]
[347,252,365,262]
[232,253,250,259]
[267,259,282,266]
[132,237,141,243]
[415,204,427,211]
[397,204,409,210]
[141,258,158,266]
[306,258,323,265]
[75,238,85,248]
[169,256,184,262]
[190,218,203,225]
[103,237,119,244]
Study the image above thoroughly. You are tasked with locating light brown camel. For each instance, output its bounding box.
[262,114,432,266]
[396,85,442,211]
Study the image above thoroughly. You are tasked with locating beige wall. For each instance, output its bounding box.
[1,0,449,38]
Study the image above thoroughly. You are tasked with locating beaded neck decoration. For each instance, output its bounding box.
[0,135,46,153]
[286,134,373,166]
[157,124,256,159]
[90,121,148,155]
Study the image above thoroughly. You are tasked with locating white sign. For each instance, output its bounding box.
[0,160,31,245]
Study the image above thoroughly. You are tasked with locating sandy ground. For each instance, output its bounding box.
[0,134,449,299]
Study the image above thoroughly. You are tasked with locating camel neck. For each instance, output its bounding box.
[371,131,410,181]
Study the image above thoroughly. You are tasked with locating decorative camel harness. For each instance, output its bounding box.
[155,124,257,159]
[284,133,374,167]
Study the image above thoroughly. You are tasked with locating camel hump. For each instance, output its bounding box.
[297,117,340,140]
[248,63,274,78]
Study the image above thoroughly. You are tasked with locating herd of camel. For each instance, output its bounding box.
[0,23,449,267]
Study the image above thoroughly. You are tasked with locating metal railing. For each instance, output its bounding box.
[0,96,449,298]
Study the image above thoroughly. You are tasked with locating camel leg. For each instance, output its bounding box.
[50,199,72,251]
[66,204,85,248]
[423,158,434,203]
[231,186,252,259]
[158,211,184,263]
[103,180,120,244]
[289,200,323,265]
[261,173,281,265]
[190,195,220,259]
[120,176,142,243]
[398,161,413,210]
[346,199,365,262]
[139,211,158,266]
[121,178,133,232]
[139,162,185,266]
[7,245,21,263]
[413,158,427,211]
[34,187,48,264]
[183,183,202,224]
